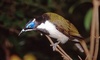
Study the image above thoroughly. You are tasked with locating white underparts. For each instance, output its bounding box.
[37,20,69,44]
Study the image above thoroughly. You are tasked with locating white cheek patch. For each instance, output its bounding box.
[37,23,46,29]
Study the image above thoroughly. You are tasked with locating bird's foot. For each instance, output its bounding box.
[50,41,60,51]
[50,43,58,51]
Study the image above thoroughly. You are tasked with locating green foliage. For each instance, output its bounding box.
[84,8,92,31]
[15,10,24,18]
[68,0,92,14]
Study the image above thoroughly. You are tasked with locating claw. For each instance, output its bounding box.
[50,41,60,51]
[50,43,58,51]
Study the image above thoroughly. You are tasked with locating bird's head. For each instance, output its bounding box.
[19,18,38,35]
[18,14,49,35]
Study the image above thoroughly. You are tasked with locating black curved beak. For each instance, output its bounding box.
[18,28,36,36]
[18,29,25,36]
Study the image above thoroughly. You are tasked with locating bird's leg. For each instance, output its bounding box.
[50,41,60,51]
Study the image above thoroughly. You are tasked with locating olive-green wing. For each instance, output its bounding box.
[44,12,82,38]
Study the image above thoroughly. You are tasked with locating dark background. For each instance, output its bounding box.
[0,0,99,60]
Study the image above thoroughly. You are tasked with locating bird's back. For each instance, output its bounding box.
[43,12,82,39]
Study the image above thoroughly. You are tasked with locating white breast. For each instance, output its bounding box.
[37,20,69,44]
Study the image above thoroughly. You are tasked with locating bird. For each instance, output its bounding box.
[19,12,84,52]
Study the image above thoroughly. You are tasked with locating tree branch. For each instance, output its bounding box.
[45,35,72,60]
[92,0,100,60]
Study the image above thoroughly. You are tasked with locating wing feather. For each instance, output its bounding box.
[43,13,83,39]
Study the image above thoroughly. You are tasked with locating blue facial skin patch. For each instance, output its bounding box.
[26,22,35,29]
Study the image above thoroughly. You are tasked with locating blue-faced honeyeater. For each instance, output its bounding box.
[19,12,85,52]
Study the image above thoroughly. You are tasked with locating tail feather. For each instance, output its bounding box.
[75,43,84,52]
[73,39,84,52]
